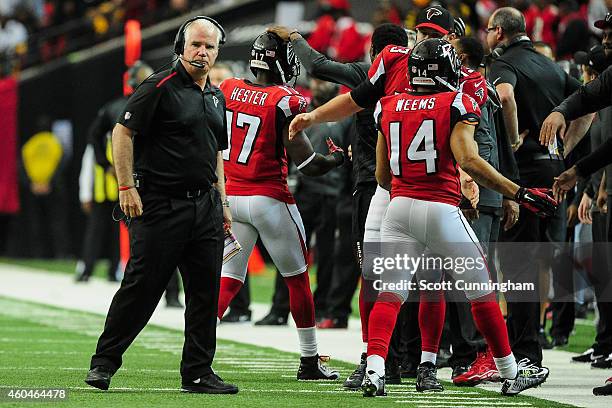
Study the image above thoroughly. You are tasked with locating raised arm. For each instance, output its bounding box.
[282,123,344,176]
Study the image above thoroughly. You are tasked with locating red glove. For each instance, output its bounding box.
[326,137,345,166]
[514,187,558,217]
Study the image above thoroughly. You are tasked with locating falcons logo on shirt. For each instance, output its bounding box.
[475,88,484,101]
[427,8,443,20]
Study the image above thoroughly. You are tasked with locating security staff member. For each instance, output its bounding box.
[486,7,582,368]
[85,16,238,394]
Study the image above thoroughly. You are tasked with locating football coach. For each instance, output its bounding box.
[84,16,238,394]
[486,7,583,368]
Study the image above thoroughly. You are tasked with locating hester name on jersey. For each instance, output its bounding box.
[219,78,308,204]
[375,91,481,206]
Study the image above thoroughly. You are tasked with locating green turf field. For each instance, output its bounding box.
[0,296,573,408]
[0,257,597,354]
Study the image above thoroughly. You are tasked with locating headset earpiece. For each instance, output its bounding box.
[173,16,226,56]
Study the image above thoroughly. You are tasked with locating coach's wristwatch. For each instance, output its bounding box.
[221,199,230,208]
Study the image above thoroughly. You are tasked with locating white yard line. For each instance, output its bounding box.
[0,263,608,408]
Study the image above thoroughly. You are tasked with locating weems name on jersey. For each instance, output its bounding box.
[229,87,269,106]
[395,97,436,111]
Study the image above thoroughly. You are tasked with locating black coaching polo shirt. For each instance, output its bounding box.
[488,39,581,164]
[117,61,227,191]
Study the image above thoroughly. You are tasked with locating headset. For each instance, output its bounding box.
[173,15,226,56]
[491,35,531,59]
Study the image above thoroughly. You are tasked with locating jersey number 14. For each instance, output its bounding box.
[389,119,438,175]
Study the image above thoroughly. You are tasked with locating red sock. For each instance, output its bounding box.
[217,277,243,319]
[367,293,402,359]
[285,272,315,328]
[419,290,446,354]
[470,293,512,358]
[359,278,376,343]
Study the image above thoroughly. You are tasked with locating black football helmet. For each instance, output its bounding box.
[408,38,461,92]
[250,32,300,83]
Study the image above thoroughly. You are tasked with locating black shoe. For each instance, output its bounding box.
[400,360,418,378]
[416,362,444,392]
[551,335,568,348]
[343,353,366,389]
[362,370,386,397]
[254,312,288,326]
[593,377,612,396]
[452,365,470,379]
[385,358,401,385]
[165,298,183,308]
[181,373,239,394]
[572,348,597,363]
[501,358,549,396]
[221,309,252,323]
[297,355,340,380]
[591,353,612,369]
[538,330,553,350]
[85,366,112,390]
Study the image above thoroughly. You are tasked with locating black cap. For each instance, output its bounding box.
[574,45,610,74]
[594,13,612,29]
[415,6,453,35]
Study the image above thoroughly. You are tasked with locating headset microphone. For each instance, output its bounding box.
[179,56,205,69]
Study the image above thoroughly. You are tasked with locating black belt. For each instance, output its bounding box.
[532,153,563,161]
[133,174,212,199]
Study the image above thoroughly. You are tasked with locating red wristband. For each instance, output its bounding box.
[119,185,134,191]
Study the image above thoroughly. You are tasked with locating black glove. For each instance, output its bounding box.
[514,187,558,217]
[326,137,345,167]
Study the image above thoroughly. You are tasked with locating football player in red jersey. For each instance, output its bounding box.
[217,32,344,380]
[361,38,557,398]
[284,6,484,388]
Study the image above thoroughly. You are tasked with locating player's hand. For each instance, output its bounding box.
[597,189,608,214]
[512,129,529,152]
[326,137,345,166]
[514,187,558,217]
[567,203,578,227]
[578,193,592,225]
[223,206,232,231]
[267,25,292,42]
[119,188,143,218]
[461,175,479,209]
[289,113,315,140]
[552,165,578,202]
[540,111,566,145]
[502,199,520,231]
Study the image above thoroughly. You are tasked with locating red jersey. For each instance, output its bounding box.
[375,91,481,206]
[459,66,488,108]
[219,78,308,203]
[368,44,412,96]
[359,44,486,107]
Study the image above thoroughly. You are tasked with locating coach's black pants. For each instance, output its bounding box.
[90,189,224,381]
[500,160,566,366]
[588,203,612,356]
[326,194,361,320]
